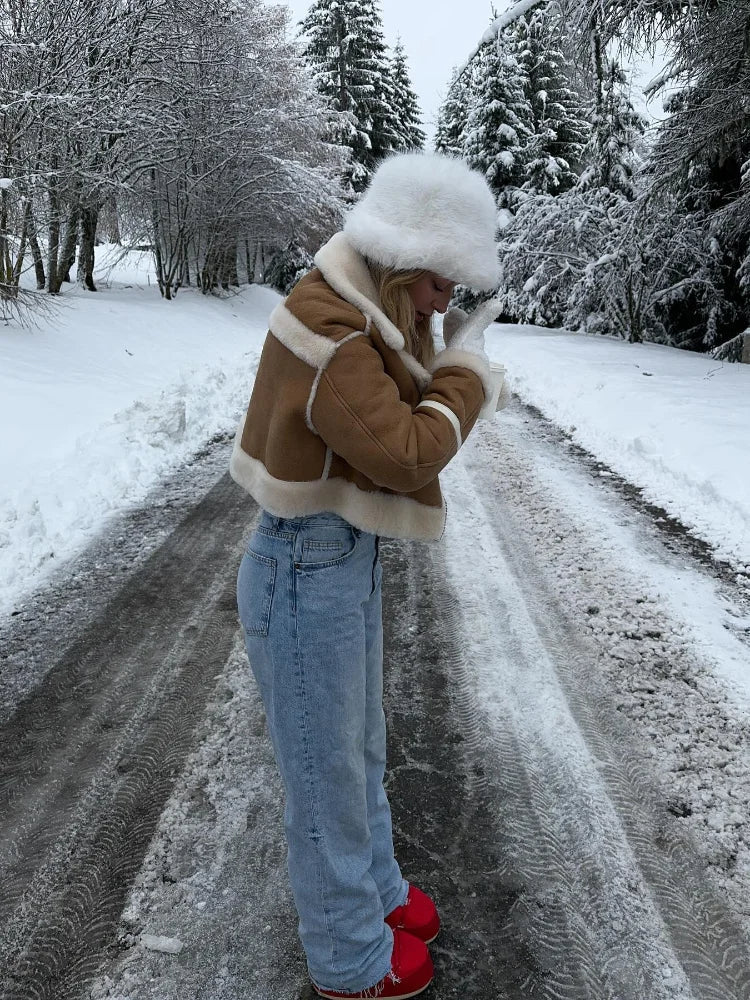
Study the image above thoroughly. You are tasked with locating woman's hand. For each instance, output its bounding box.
[441,297,502,358]
[441,299,509,415]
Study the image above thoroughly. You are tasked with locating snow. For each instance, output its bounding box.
[0,247,276,616]
[458,0,546,76]
[484,323,750,573]
[1,257,744,992]
[1,254,748,617]
[140,934,184,955]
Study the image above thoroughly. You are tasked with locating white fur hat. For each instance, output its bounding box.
[343,153,500,291]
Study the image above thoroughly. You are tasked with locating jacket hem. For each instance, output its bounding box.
[230,437,446,542]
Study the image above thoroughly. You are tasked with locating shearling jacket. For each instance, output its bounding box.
[230,233,496,541]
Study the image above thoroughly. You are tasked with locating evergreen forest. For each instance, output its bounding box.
[1,0,747,356]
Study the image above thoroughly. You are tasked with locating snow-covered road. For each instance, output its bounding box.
[2,393,747,1000]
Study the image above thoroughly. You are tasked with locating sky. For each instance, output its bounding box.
[281,0,668,143]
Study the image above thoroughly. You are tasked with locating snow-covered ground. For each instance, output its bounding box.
[491,324,750,579]
[1,247,748,618]
[0,249,275,617]
[3,249,750,998]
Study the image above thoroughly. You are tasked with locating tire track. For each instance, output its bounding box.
[4,413,748,1000]
[0,475,255,1000]
[414,428,750,1000]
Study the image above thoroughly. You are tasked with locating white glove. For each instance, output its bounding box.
[442,297,503,359]
[442,307,469,347]
[442,298,509,415]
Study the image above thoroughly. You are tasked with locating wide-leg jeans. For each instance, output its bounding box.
[237,509,408,993]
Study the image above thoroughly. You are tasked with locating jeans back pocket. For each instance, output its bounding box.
[237,548,276,637]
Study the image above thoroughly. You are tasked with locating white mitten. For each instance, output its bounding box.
[442,307,468,347]
[439,298,507,417]
[442,297,503,359]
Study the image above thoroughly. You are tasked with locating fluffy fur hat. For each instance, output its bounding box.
[343,153,500,291]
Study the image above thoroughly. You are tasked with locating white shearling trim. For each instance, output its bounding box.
[313,235,441,393]
[305,366,325,435]
[321,447,333,481]
[230,437,446,542]
[430,347,497,420]
[314,234,406,352]
[398,349,432,392]
[416,400,462,450]
[305,329,368,435]
[270,302,337,368]
[338,329,368,348]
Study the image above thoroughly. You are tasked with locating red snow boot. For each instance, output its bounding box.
[312,928,433,999]
[385,885,440,944]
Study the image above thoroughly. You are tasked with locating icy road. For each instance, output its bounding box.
[1,401,749,1000]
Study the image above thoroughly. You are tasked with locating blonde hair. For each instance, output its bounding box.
[366,260,435,367]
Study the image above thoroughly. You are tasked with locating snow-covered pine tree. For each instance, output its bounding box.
[300,0,399,194]
[389,39,425,152]
[640,46,750,350]
[462,32,534,210]
[494,54,645,334]
[524,0,749,353]
[578,52,645,199]
[509,5,590,195]
[434,67,472,157]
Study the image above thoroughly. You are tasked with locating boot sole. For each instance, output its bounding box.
[313,975,433,999]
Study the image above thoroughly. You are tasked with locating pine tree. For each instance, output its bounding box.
[389,38,425,152]
[434,67,472,157]
[579,53,646,198]
[509,6,591,195]
[300,0,398,194]
[462,34,534,210]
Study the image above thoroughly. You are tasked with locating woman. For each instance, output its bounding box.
[232,152,502,999]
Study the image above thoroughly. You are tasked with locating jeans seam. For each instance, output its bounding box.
[292,532,338,972]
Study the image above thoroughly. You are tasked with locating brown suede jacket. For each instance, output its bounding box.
[230,233,496,541]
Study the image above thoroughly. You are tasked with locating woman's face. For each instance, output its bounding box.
[407,272,456,324]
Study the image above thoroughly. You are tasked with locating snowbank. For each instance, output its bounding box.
[0,248,277,615]
[487,324,750,573]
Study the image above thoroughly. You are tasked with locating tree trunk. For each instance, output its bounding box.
[47,176,61,293]
[0,188,11,289]
[219,242,238,290]
[228,242,239,287]
[12,203,30,288]
[258,241,266,283]
[151,169,167,298]
[26,203,46,289]
[104,196,121,244]
[54,205,81,291]
[78,205,98,291]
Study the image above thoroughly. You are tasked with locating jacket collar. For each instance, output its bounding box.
[314,233,432,390]
[314,233,406,352]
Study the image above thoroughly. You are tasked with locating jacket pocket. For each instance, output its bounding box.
[237,549,276,637]
[297,526,358,569]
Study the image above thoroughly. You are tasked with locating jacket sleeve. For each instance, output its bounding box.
[310,333,487,493]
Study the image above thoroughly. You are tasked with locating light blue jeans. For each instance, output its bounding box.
[237,510,408,993]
